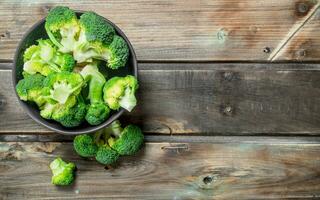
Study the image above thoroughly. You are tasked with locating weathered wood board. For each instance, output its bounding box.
[0,0,319,61]
[1,137,320,199]
[1,63,320,135]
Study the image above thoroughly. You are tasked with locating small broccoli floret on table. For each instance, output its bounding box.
[103,75,138,112]
[45,6,80,53]
[106,120,144,156]
[15,73,46,107]
[50,157,76,186]
[23,39,75,76]
[73,134,98,157]
[80,63,110,125]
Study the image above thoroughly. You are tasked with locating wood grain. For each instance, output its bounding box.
[1,139,320,199]
[1,63,320,135]
[0,0,319,61]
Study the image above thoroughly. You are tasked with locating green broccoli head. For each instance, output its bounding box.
[45,6,80,53]
[23,39,75,76]
[79,12,115,46]
[103,75,138,112]
[107,35,129,69]
[73,134,98,157]
[80,63,110,125]
[43,71,84,105]
[53,95,87,127]
[73,12,129,69]
[106,120,144,156]
[73,11,115,63]
[16,73,46,107]
[86,102,110,125]
[50,157,76,186]
[95,145,119,165]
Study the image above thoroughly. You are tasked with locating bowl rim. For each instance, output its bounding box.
[12,11,138,135]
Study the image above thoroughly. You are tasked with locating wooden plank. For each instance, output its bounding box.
[1,139,320,199]
[272,4,320,61]
[2,63,320,135]
[0,0,319,61]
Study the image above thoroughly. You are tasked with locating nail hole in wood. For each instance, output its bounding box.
[203,176,213,184]
[263,47,271,53]
[297,3,309,13]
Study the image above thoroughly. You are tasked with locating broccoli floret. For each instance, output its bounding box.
[45,6,80,53]
[106,120,144,156]
[73,12,129,69]
[73,129,119,165]
[16,73,46,107]
[106,35,129,69]
[23,39,75,76]
[50,157,76,186]
[38,72,86,127]
[95,144,119,165]
[73,134,98,157]
[80,63,110,125]
[43,71,84,104]
[103,75,138,112]
[53,95,87,127]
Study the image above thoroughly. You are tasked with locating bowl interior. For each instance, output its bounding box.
[13,12,137,135]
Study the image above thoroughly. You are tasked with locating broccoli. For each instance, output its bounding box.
[23,39,75,76]
[15,73,46,107]
[80,63,110,125]
[73,129,119,165]
[45,6,80,53]
[50,157,76,186]
[43,71,84,105]
[38,72,86,127]
[106,120,144,156]
[73,12,129,69]
[103,75,138,112]
[73,134,98,157]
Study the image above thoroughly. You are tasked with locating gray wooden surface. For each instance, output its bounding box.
[1,0,320,199]
[1,137,320,199]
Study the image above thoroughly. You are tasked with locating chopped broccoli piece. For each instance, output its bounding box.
[80,63,110,125]
[73,12,129,69]
[43,71,84,104]
[106,120,144,156]
[73,134,98,157]
[103,75,138,112]
[23,39,75,76]
[50,157,76,186]
[16,73,46,107]
[95,144,119,165]
[38,72,86,127]
[73,129,120,165]
[45,6,80,53]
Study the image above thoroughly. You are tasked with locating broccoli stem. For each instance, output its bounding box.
[105,120,123,138]
[45,26,64,49]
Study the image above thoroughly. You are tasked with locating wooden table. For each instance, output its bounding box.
[1,1,320,199]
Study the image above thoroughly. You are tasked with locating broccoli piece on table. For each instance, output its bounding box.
[50,157,76,186]
[73,12,129,69]
[106,120,144,156]
[103,75,138,112]
[73,129,119,165]
[23,39,75,76]
[73,134,98,157]
[45,6,80,53]
[80,63,110,125]
[15,73,46,107]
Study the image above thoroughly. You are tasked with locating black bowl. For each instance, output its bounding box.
[12,12,138,135]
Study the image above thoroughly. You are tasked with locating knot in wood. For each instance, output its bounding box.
[297,2,309,14]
